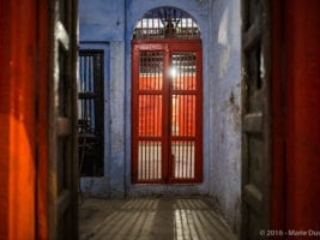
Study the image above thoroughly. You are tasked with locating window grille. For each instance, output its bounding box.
[132,42,203,184]
[78,50,104,176]
[133,7,201,39]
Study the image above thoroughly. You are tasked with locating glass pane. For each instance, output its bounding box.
[139,51,163,90]
[78,54,95,92]
[171,95,196,136]
[171,52,196,90]
[139,95,162,137]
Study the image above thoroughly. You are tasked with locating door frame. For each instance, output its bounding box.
[47,0,79,239]
[131,39,203,184]
[241,0,272,238]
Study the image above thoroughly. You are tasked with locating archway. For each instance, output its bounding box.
[131,7,203,184]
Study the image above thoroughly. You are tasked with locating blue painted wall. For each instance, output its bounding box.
[125,0,211,197]
[208,0,241,236]
[79,0,241,236]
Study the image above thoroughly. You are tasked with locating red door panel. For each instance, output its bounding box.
[132,40,202,184]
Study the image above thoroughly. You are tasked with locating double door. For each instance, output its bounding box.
[132,40,202,184]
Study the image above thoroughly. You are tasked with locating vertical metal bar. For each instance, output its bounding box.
[151,11,154,38]
[87,55,90,91]
[83,57,87,121]
[89,57,92,128]
[84,56,87,92]
[186,140,189,178]
[148,96,150,179]
[191,96,194,178]
[156,53,159,89]
[147,137,149,180]
[151,142,153,179]
[150,96,154,179]
[146,92,149,178]
[156,142,158,179]
[191,18,194,38]
[155,92,158,138]
[142,140,144,180]
[142,139,144,180]
[190,141,193,178]
[151,98,153,179]
[184,95,190,178]
[180,137,182,178]
[89,56,92,92]
[179,54,183,178]
[193,96,196,177]
[139,96,142,179]
[185,96,187,178]
[137,141,140,180]
[189,53,192,89]
[147,15,149,38]
[158,142,160,178]
[141,96,144,179]
[144,95,147,179]
[148,53,151,90]
[179,53,182,90]
[141,141,143,180]
[153,97,157,179]
[176,95,179,178]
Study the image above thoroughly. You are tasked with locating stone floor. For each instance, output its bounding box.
[79,197,237,240]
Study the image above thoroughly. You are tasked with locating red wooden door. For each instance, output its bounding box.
[132,40,202,184]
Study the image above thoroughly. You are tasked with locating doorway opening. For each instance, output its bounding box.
[131,7,203,184]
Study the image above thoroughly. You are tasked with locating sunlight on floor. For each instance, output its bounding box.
[79,197,236,240]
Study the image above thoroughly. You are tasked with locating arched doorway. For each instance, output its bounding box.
[131,7,203,184]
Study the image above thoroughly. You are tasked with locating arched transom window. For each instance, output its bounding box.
[133,7,201,39]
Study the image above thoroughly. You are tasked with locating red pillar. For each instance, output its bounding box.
[0,0,49,239]
[0,1,37,239]
[272,0,320,234]
[285,0,320,231]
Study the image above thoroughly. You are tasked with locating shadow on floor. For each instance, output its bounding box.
[79,197,236,240]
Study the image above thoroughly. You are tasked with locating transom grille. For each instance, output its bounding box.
[133,7,201,39]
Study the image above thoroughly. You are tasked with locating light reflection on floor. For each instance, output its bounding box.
[79,197,236,240]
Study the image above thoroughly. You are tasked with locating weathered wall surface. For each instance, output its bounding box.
[80,0,125,41]
[79,1,242,235]
[79,0,212,198]
[208,0,241,237]
[79,0,127,198]
[125,0,211,196]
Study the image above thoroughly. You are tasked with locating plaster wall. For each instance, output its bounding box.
[125,0,211,197]
[208,0,242,236]
[79,0,127,198]
[79,0,212,198]
[79,2,242,235]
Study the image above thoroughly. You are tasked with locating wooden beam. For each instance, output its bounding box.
[243,112,263,133]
